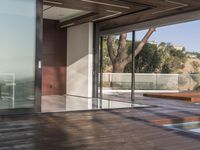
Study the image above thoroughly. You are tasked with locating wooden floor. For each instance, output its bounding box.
[0,103,200,150]
[144,92,200,103]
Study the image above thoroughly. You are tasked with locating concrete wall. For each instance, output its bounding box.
[67,22,93,98]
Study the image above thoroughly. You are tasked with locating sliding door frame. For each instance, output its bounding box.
[93,25,136,103]
[0,0,43,115]
[92,23,100,99]
[34,0,43,113]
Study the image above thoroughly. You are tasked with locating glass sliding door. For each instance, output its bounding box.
[0,0,38,110]
[98,32,135,103]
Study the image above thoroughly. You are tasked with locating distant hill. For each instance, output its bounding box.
[179,57,200,73]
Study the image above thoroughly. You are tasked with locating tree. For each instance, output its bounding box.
[135,43,162,73]
[134,28,156,56]
[107,28,156,73]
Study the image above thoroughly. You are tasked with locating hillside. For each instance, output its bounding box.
[179,58,200,73]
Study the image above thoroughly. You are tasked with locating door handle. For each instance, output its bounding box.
[38,60,42,69]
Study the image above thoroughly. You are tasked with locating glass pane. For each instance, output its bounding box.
[100,32,133,102]
[0,0,36,109]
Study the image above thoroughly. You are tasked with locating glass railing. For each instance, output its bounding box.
[0,73,15,108]
[101,73,200,92]
[0,73,35,109]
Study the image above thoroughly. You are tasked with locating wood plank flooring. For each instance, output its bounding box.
[0,105,199,150]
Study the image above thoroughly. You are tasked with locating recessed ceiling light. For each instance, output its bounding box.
[92,11,122,22]
[106,10,121,13]
[44,0,63,5]
[165,0,188,6]
[81,0,130,9]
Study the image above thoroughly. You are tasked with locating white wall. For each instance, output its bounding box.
[67,22,93,98]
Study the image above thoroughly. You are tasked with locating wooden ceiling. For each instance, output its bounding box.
[43,0,200,31]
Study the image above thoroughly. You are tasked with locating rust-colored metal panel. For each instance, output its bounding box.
[42,19,67,95]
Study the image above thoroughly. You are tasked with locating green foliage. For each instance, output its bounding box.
[103,37,188,74]
[135,43,161,73]
[135,42,187,73]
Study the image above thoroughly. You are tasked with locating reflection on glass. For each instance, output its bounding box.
[0,0,36,109]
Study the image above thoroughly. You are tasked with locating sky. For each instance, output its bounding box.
[127,20,200,52]
[0,0,36,79]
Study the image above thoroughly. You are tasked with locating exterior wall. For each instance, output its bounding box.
[67,22,93,98]
[42,19,67,95]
